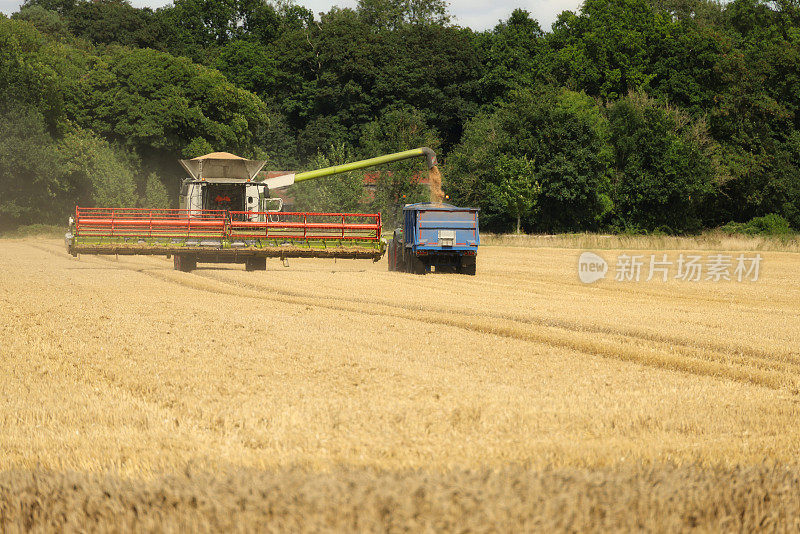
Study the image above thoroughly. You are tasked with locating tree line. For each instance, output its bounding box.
[1,0,798,233]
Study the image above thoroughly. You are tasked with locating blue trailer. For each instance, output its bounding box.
[388,202,479,275]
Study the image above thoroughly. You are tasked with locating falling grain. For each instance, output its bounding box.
[428,165,445,202]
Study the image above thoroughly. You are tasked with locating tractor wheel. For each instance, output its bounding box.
[174,254,197,272]
[245,257,267,271]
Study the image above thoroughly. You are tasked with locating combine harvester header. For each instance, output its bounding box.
[67,207,383,271]
[65,148,440,272]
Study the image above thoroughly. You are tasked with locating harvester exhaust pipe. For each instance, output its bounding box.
[261,147,444,201]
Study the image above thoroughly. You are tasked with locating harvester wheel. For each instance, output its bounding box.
[174,254,197,272]
[245,257,267,271]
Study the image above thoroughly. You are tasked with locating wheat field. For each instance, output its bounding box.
[1,237,800,531]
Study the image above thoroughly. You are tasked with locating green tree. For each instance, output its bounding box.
[56,129,138,208]
[491,156,541,234]
[162,0,239,51]
[65,0,167,49]
[378,23,483,149]
[182,137,214,159]
[270,7,482,153]
[648,0,726,23]
[356,0,450,30]
[704,0,800,226]
[478,9,545,103]
[12,5,71,41]
[545,0,670,100]
[212,40,277,97]
[20,0,76,16]
[448,88,613,232]
[359,108,440,227]
[141,172,170,208]
[156,0,307,61]
[296,115,351,160]
[0,17,64,129]
[608,93,721,233]
[0,107,61,228]
[67,47,274,186]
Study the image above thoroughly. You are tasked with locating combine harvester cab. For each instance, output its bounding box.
[65,148,442,272]
[388,203,479,275]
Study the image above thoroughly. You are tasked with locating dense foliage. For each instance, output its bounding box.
[1,0,798,233]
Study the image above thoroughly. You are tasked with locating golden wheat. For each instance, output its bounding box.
[1,237,799,529]
[3,465,800,532]
[482,231,800,252]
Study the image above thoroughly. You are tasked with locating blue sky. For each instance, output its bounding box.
[1,0,583,31]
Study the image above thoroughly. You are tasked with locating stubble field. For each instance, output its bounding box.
[1,237,799,531]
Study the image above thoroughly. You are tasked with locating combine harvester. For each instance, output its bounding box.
[65,148,439,271]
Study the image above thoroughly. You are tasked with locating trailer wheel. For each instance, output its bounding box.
[410,255,427,275]
[459,256,476,276]
[390,229,404,272]
[174,254,197,272]
[394,242,406,273]
[387,240,396,271]
[245,257,267,271]
[398,245,408,272]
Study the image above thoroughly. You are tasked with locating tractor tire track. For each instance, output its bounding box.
[34,242,799,392]
[193,267,800,373]
[38,241,800,375]
[399,268,800,319]
[47,245,798,393]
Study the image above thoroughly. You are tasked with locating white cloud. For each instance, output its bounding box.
[1,0,584,32]
[0,0,20,13]
[293,0,584,30]
[449,0,582,30]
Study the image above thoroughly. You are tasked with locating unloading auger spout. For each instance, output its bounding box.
[261,147,439,191]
